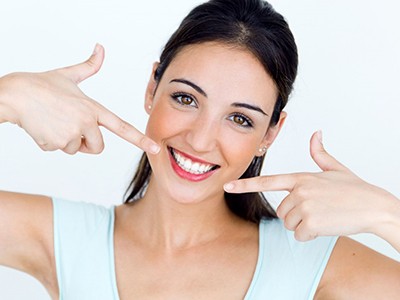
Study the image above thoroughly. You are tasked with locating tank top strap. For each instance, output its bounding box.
[245,218,338,300]
[52,197,118,300]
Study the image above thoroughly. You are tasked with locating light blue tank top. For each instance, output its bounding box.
[53,197,338,300]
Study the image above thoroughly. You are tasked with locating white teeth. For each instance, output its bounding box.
[184,159,191,170]
[171,149,216,175]
[191,162,200,173]
[199,164,206,173]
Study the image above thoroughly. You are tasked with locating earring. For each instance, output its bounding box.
[258,146,268,154]
[148,105,152,110]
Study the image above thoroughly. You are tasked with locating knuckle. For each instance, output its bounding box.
[283,220,290,230]
[138,135,148,148]
[295,185,308,199]
[302,218,316,233]
[276,207,284,219]
[294,230,305,242]
[237,180,248,191]
[63,148,77,155]
[64,127,83,142]
[261,178,270,190]
[297,202,313,218]
[81,115,95,127]
[93,143,105,154]
[54,137,69,149]
[38,144,50,151]
[118,120,130,135]
[284,219,295,231]
[85,59,99,74]
[298,174,312,185]
[79,106,97,123]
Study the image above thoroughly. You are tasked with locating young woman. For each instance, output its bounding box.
[1,0,400,299]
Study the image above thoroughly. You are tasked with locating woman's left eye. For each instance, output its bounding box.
[171,93,197,107]
[228,113,253,128]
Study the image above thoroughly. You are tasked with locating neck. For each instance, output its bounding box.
[124,178,241,252]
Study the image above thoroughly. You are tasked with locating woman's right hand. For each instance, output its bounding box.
[0,44,160,155]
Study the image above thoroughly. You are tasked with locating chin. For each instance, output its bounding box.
[154,177,223,205]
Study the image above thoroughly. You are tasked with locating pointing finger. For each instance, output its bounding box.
[224,174,298,194]
[97,105,160,154]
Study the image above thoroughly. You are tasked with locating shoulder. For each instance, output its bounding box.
[316,236,400,299]
[0,192,57,297]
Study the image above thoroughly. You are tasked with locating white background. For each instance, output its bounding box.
[1,0,399,298]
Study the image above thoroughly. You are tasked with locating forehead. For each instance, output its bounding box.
[161,42,278,110]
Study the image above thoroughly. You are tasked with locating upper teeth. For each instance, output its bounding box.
[172,149,215,174]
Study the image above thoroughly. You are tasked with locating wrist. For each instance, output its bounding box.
[0,73,21,124]
[370,189,400,239]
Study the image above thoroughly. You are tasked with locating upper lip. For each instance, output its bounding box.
[168,146,220,167]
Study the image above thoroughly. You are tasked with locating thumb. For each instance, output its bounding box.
[310,130,348,172]
[58,43,105,84]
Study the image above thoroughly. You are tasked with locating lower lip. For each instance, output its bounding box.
[168,150,217,182]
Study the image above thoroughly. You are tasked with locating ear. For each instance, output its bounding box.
[255,111,287,156]
[144,62,160,114]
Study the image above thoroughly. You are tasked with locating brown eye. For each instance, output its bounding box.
[233,115,245,125]
[171,93,198,107]
[181,96,193,105]
[228,114,253,128]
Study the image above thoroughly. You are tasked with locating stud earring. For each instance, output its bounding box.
[148,105,152,110]
[258,146,268,153]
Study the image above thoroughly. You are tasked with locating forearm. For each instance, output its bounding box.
[371,190,400,253]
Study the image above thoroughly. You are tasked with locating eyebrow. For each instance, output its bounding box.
[231,102,269,116]
[170,78,268,116]
[170,78,207,97]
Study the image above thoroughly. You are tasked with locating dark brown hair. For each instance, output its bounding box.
[125,0,298,223]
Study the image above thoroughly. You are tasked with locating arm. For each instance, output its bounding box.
[0,44,160,297]
[0,192,57,297]
[225,131,400,251]
[0,44,160,155]
[316,236,400,299]
[225,131,400,297]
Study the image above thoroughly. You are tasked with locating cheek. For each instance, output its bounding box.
[145,103,185,143]
[220,133,261,176]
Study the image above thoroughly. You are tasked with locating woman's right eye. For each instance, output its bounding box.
[171,93,197,107]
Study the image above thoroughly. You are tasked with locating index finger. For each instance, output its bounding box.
[97,106,160,154]
[224,174,298,194]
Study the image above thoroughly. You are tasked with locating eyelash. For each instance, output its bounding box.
[170,92,254,128]
[228,113,254,128]
[171,92,197,107]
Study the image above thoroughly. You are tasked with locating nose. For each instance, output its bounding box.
[185,115,219,153]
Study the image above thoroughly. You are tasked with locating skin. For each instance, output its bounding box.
[0,44,160,155]
[144,42,282,205]
[113,42,285,298]
[0,43,400,299]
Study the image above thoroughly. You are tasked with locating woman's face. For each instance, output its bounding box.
[145,42,284,204]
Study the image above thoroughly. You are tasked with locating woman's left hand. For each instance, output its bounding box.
[224,131,400,242]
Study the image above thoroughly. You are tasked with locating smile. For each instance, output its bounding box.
[168,147,220,181]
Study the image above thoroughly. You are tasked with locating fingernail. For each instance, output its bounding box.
[92,43,101,55]
[317,130,323,144]
[149,143,160,154]
[224,182,234,192]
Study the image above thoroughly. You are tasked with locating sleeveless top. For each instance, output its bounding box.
[53,197,338,300]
